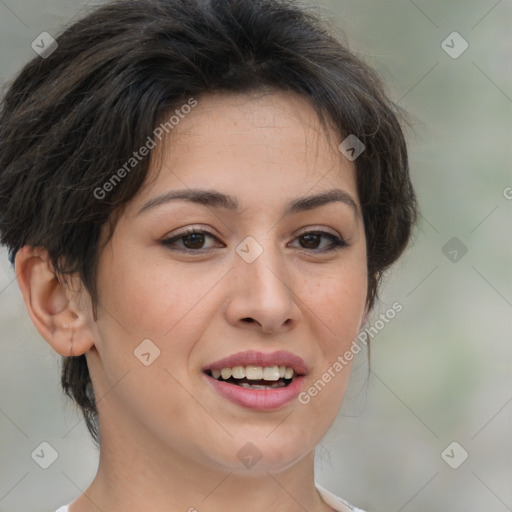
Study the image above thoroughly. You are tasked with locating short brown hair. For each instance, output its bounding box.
[0,0,417,445]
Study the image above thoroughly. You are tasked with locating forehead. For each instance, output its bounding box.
[128,90,358,217]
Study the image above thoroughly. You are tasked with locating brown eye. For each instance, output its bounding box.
[300,233,322,249]
[292,231,348,252]
[161,229,221,252]
[182,233,206,249]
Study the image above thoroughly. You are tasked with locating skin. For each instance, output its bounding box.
[16,90,369,512]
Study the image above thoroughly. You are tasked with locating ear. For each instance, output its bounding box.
[15,245,95,357]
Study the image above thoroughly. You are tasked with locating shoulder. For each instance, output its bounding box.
[54,506,70,512]
[316,484,367,512]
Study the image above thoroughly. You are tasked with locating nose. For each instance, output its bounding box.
[224,239,300,334]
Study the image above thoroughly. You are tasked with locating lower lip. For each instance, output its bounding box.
[204,373,306,411]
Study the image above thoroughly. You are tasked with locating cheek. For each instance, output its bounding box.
[99,247,215,340]
[298,262,366,415]
[299,280,363,426]
[305,265,367,343]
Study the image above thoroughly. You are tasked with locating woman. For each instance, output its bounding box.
[0,0,417,510]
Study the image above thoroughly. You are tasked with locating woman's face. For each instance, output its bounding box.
[87,90,368,473]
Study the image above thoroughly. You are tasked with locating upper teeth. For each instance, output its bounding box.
[211,366,295,381]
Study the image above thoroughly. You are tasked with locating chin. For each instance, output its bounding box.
[200,429,316,475]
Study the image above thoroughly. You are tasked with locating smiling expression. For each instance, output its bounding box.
[86,89,368,473]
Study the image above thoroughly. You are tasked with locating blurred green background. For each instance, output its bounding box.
[1,1,511,511]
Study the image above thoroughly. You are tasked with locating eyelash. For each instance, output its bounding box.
[161,227,348,254]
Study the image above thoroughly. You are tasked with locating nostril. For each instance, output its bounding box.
[242,318,255,323]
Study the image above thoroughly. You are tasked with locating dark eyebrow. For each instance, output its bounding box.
[136,188,359,217]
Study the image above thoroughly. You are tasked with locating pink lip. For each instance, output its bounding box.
[204,373,307,410]
[202,350,308,411]
[203,350,309,375]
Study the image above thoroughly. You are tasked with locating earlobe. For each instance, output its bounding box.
[14,245,95,357]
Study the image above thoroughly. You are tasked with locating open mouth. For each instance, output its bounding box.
[205,366,297,390]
